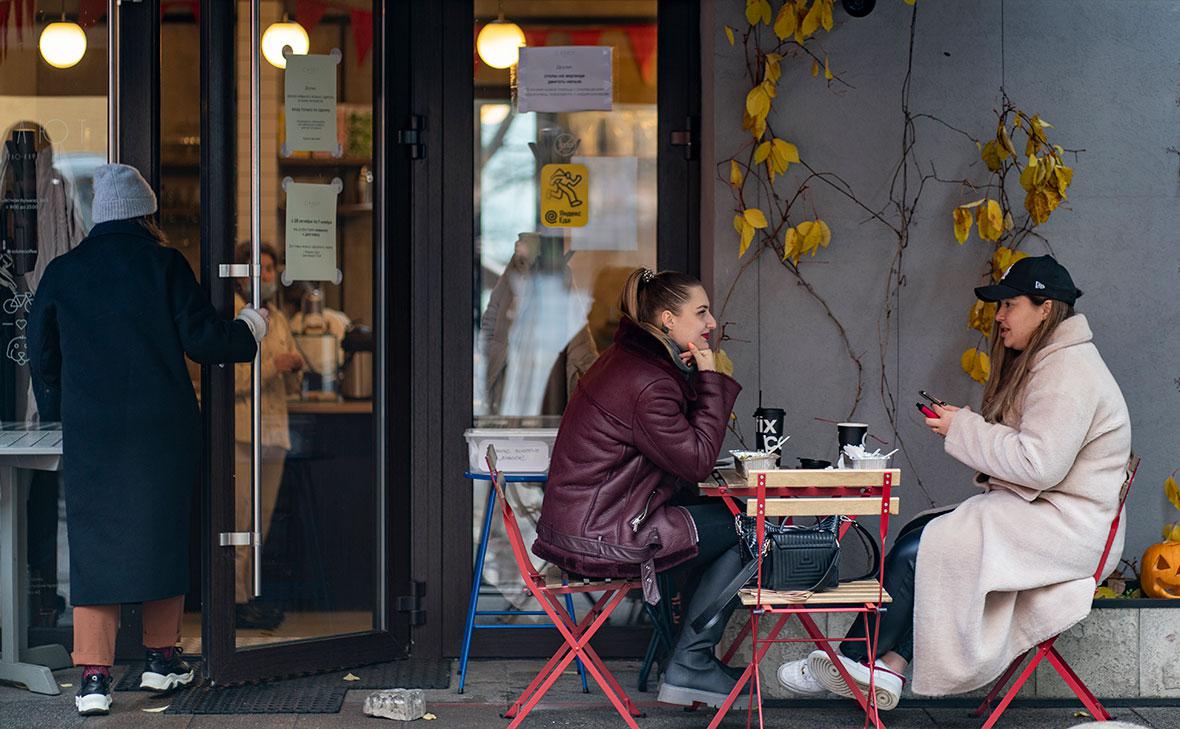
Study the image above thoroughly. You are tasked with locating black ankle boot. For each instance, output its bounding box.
[657,548,750,708]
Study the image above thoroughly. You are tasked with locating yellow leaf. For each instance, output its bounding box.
[1170,523,1180,542]
[1055,164,1073,196]
[754,141,772,164]
[765,52,782,84]
[904,0,916,5]
[746,0,772,26]
[343,673,361,681]
[823,55,833,80]
[423,713,438,721]
[732,213,745,236]
[992,247,1029,281]
[142,706,169,713]
[801,0,822,38]
[961,348,990,384]
[980,140,1003,172]
[1003,211,1014,232]
[784,227,801,262]
[739,220,755,257]
[795,219,831,258]
[730,160,744,187]
[952,207,973,244]
[773,3,798,40]
[1094,586,1119,599]
[811,59,820,77]
[743,208,769,229]
[821,0,834,31]
[715,349,734,377]
[1165,476,1180,512]
[745,85,771,118]
[1019,160,1037,192]
[771,138,800,173]
[725,25,735,46]
[1025,189,1053,225]
[968,300,996,337]
[998,126,1017,159]
[976,199,1004,241]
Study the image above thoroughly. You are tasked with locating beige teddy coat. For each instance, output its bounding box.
[911,315,1131,696]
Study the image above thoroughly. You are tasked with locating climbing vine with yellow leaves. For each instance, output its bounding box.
[721,0,869,417]
[951,99,1075,383]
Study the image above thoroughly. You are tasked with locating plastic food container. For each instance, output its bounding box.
[851,455,892,470]
[465,427,559,474]
[731,450,778,477]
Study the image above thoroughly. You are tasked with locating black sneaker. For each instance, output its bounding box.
[75,672,112,715]
[140,647,196,692]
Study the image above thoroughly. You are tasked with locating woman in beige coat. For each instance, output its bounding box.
[778,255,1131,709]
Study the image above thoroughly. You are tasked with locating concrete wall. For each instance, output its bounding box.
[704,0,1180,562]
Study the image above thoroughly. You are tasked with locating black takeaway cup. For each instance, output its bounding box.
[837,422,869,458]
[753,407,787,466]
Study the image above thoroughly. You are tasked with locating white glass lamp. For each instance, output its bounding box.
[40,21,87,69]
[262,19,310,69]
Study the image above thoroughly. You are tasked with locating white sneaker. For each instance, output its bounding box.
[807,649,904,711]
[776,658,829,696]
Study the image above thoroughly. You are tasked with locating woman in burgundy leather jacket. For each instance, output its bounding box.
[533,268,745,708]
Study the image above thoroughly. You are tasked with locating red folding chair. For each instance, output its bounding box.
[972,453,1141,728]
[485,445,645,728]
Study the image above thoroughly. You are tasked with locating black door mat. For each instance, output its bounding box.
[307,658,453,689]
[163,681,348,715]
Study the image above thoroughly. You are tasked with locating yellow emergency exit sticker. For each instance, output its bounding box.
[541,163,589,228]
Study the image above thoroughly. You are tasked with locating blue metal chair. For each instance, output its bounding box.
[457,470,588,694]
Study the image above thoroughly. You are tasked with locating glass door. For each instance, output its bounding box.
[190,0,401,683]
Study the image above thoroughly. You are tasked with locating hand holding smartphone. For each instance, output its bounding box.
[916,390,945,419]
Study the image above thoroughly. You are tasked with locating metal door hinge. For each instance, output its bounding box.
[395,580,427,626]
[219,532,257,547]
[670,116,697,161]
[396,116,426,160]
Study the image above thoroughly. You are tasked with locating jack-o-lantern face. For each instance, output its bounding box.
[1141,542,1180,599]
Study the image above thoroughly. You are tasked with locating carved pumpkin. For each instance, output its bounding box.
[1140,542,1180,599]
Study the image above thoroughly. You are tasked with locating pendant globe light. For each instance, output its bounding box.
[262,16,310,69]
[477,1,525,70]
[39,1,87,69]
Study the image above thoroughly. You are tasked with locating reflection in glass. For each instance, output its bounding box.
[1,0,109,643]
[472,3,658,626]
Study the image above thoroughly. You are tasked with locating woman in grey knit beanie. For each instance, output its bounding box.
[27,162,267,715]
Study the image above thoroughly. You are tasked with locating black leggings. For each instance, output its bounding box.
[839,524,924,664]
[673,502,739,572]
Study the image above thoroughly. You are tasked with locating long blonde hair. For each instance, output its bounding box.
[980,296,1074,423]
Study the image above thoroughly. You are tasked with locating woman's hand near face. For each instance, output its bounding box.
[925,403,962,438]
[687,342,715,372]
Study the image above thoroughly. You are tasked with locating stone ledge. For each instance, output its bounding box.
[719,602,1180,700]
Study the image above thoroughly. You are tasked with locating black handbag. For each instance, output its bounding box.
[691,514,880,634]
[737,514,842,591]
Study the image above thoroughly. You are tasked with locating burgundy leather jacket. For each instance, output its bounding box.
[532,317,741,602]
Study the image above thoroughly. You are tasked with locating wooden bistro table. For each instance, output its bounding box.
[0,423,69,695]
[699,467,901,729]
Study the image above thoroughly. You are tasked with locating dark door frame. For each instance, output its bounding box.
[403,0,702,659]
[195,0,407,684]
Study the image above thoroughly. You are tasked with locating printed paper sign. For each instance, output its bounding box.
[284,53,338,153]
[284,182,338,282]
[517,46,612,113]
[540,163,589,228]
[570,156,637,250]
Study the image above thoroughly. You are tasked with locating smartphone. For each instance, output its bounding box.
[919,390,946,407]
[916,402,940,419]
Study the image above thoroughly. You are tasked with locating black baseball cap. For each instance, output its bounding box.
[974,254,1082,306]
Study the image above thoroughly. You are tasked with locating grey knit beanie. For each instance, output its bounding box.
[91,163,157,224]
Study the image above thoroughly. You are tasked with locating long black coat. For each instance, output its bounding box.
[27,219,257,605]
